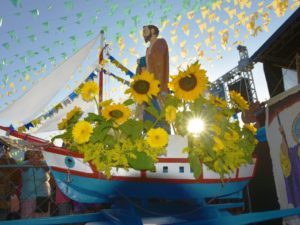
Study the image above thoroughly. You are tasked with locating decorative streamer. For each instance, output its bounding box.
[17,71,98,132]
[108,55,134,78]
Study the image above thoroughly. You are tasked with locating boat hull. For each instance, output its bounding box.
[52,168,250,203]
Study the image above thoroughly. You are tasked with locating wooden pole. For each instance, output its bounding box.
[296,53,300,84]
[98,30,105,105]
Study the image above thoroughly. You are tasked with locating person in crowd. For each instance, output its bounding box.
[20,150,51,218]
[0,144,20,220]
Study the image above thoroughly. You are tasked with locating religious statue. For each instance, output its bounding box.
[136,25,170,132]
[137,25,169,94]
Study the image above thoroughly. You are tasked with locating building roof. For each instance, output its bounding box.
[250,8,300,70]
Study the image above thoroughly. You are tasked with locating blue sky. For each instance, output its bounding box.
[0,0,299,126]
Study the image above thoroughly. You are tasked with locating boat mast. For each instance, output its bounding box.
[99,30,105,105]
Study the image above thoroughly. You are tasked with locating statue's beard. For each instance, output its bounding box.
[144,34,152,43]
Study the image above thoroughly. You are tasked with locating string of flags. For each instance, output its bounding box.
[16,71,98,132]
[108,55,134,78]
[103,69,130,86]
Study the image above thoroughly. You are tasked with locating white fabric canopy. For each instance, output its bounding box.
[0,35,99,124]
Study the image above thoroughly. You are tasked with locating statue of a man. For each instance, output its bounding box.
[143,25,169,94]
[136,25,170,133]
[137,25,169,94]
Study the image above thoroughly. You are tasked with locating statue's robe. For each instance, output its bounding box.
[146,38,169,94]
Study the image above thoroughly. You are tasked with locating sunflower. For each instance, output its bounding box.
[126,70,160,104]
[213,136,225,152]
[169,62,208,101]
[81,81,99,102]
[66,106,82,121]
[58,106,82,130]
[146,128,168,148]
[209,95,227,108]
[100,99,113,107]
[165,106,177,123]
[72,121,93,144]
[102,104,131,126]
[244,123,257,135]
[229,91,249,111]
[58,118,68,130]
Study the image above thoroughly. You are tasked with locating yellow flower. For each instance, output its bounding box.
[214,114,223,122]
[209,95,227,108]
[244,123,257,135]
[126,70,160,104]
[224,131,239,141]
[66,106,82,121]
[165,106,177,123]
[229,91,249,111]
[146,128,168,148]
[81,81,99,102]
[72,121,93,144]
[210,124,221,135]
[169,62,208,101]
[58,106,82,130]
[102,104,131,126]
[100,99,113,107]
[58,118,68,130]
[213,136,224,152]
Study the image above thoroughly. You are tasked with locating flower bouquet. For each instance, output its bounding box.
[53,61,257,179]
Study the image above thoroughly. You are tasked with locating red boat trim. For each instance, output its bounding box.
[157,158,189,163]
[141,170,146,178]
[45,146,83,158]
[0,126,48,144]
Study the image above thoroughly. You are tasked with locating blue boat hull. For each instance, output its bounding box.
[52,170,249,204]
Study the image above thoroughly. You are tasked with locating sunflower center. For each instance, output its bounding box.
[179,74,197,91]
[133,80,150,94]
[109,110,124,119]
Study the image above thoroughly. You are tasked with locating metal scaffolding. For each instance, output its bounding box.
[211,45,258,103]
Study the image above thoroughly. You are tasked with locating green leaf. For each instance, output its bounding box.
[145,105,159,119]
[103,134,115,148]
[188,153,202,179]
[127,150,155,171]
[85,113,105,122]
[143,120,153,131]
[119,119,143,140]
[90,122,112,143]
[123,99,134,106]
[51,129,72,142]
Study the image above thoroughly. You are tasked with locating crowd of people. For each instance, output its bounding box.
[0,143,101,221]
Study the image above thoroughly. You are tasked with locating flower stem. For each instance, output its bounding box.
[94,97,100,114]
